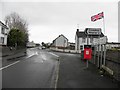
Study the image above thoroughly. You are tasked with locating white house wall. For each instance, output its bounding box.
[77,37,103,51]
[55,36,68,47]
[75,35,78,51]
[0,25,8,45]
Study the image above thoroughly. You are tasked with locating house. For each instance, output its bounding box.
[0,21,9,46]
[68,42,75,50]
[52,34,68,49]
[27,41,36,48]
[75,28,104,53]
[106,42,120,50]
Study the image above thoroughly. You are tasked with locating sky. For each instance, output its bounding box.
[0,0,119,44]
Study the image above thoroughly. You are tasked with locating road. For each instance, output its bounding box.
[2,48,119,88]
[53,51,118,88]
[2,48,59,88]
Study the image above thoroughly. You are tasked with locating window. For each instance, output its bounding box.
[1,37,4,44]
[80,45,83,50]
[1,27,5,34]
[82,38,85,43]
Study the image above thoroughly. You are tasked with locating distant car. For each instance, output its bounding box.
[38,47,42,49]
[42,46,46,49]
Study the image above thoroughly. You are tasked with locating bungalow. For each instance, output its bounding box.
[27,41,36,48]
[75,28,104,53]
[52,34,68,49]
[0,21,9,46]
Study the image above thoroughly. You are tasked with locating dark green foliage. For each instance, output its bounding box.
[7,28,28,48]
[5,12,29,48]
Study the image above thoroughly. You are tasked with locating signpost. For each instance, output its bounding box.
[93,36,107,68]
[86,28,101,35]
[93,36,107,45]
[91,12,106,69]
[99,36,107,45]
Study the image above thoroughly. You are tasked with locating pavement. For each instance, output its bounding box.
[51,51,119,88]
[1,46,27,68]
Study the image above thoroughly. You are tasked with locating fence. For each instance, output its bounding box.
[90,49,120,81]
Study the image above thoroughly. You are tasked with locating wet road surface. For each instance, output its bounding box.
[2,48,59,88]
[2,48,119,88]
[52,51,118,88]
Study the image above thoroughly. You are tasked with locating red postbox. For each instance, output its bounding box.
[84,48,92,60]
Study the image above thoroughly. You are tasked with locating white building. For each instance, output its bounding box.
[52,34,68,48]
[27,41,36,48]
[75,28,104,53]
[0,21,9,46]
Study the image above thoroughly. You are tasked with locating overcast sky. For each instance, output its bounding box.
[0,0,119,44]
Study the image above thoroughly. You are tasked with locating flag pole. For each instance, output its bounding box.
[103,12,105,35]
[102,12,106,66]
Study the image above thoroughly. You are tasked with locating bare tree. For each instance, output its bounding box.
[5,12,28,33]
[5,12,29,48]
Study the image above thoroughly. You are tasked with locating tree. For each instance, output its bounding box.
[5,12,28,33]
[7,28,27,48]
[5,12,29,48]
[41,42,45,47]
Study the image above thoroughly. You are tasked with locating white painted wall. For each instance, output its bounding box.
[0,25,8,45]
[75,35,78,51]
[75,37,101,51]
[55,35,68,47]
[27,42,36,47]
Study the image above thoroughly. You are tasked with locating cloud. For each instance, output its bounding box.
[2,2,118,43]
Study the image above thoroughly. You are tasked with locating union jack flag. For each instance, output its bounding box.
[91,12,104,22]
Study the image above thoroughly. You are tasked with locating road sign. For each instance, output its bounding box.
[93,36,107,45]
[93,38,99,45]
[99,36,107,44]
[86,28,101,35]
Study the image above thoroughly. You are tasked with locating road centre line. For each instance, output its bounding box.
[0,61,20,70]
[49,52,59,58]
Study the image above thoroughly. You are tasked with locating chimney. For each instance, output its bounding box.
[77,29,79,33]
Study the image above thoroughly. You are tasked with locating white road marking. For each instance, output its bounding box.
[41,60,44,63]
[0,61,20,70]
[49,52,59,58]
[26,54,35,59]
[26,52,38,59]
[36,52,38,55]
[55,60,60,89]
[39,52,47,61]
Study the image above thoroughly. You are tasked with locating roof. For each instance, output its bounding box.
[0,21,8,29]
[76,31,86,38]
[53,34,68,42]
[76,28,104,38]
[69,42,75,44]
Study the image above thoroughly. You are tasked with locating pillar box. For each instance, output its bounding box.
[84,47,92,60]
